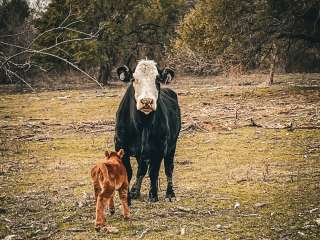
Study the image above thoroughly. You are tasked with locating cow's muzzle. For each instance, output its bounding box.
[139,98,155,114]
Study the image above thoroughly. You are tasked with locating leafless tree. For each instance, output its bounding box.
[0,6,103,90]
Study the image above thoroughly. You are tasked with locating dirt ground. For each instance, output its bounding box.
[1,73,320,240]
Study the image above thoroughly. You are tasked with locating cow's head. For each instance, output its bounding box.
[117,60,174,115]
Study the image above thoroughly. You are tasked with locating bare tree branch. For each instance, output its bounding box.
[0,18,102,89]
[4,67,35,91]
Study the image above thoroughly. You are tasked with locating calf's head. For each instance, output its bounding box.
[117,60,174,115]
[105,149,125,179]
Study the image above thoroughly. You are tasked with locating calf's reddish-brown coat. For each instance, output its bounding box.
[91,149,129,229]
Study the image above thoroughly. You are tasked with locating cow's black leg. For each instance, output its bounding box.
[130,156,148,199]
[148,157,162,202]
[122,154,132,206]
[164,145,176,201]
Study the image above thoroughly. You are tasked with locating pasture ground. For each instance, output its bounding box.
[1,74,320,239]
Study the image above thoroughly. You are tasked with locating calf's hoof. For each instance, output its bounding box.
[95,223,105,232]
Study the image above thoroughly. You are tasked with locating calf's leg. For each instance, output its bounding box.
[91,166,101,202]
[95,195,110,229]
[108,193,115,215]
[119,184,130,219]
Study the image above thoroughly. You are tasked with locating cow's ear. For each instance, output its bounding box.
[117,65,132,82]
[117,149,125,159]
[159,68,175,84]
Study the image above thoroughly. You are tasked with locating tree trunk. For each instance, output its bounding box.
[268,43,277,85]
[98,62,111,85]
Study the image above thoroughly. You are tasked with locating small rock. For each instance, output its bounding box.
[63,215,72,221]
[4,235,17,240]
[180,226,185,235]
[254,202,268,208]
[234,202,240,209]
[309,208,318,213]
[106,226,119,234]
[297,231,306,237]
[216,224,222,229]
[315,218,320,226]
[176,206,191,212]
[57,96,70,100]
[77,201,84,208]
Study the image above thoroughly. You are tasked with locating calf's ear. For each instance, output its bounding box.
[117,65,132,82]
[159,68,175,84]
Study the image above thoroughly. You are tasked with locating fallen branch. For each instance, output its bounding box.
[181,121,208,132]
[246,119,320,130]
[249,118,262,128]
[137,228,150,239]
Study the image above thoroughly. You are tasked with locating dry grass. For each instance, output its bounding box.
[0,73,320,239]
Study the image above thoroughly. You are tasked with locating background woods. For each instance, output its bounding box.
[1,0,320,86]
[1,0,186,86]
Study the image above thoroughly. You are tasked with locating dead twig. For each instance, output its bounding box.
[137,228,150,239]
[249,118,262,128]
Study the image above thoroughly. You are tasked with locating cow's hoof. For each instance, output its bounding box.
[148,192,159,202]
[148,196,159,202]
[165,196,176,202]
[165,190,176,202]
[129,189,141,199]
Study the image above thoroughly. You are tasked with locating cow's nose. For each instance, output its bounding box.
[141,98,153,106]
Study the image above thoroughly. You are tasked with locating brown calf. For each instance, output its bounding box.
[91,149,129,230]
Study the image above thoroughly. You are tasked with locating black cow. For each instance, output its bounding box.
[114,60,181,202]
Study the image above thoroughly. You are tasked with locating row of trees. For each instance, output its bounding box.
[1,0,186,85]
[1,0,320,87]
[173,0,320,80]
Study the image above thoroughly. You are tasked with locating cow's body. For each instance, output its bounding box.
[115,60,181,202]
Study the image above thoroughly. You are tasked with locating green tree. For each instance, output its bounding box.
[34,0,186,85]
[175,0,320,79]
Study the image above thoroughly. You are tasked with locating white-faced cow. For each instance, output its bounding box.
[115,60,181,203]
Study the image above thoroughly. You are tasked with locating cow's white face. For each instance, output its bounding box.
[117,59,175,115]
[132,60,159,114]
